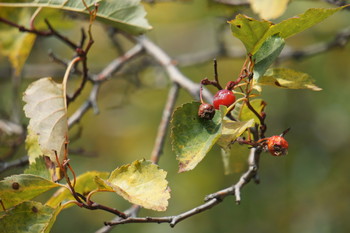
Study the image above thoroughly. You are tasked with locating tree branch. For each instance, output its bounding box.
[150,83,179,164]
[278,26,350,61]
[132,35,214,103]
[105,147,262,228]
[0,156,29,173]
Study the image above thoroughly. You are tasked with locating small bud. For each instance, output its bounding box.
[198,103,215,120]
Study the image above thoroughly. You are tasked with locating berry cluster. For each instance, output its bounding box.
[197,58,290,157]
[197,60,237,120]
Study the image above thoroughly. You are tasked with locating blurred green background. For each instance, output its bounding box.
[1,0,350,233]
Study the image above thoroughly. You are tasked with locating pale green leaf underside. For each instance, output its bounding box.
[96,159,170,211]
[0,201,62,233]
[216,119,254,150]
[0,0,152,34]
[46,171,109,208]
[23,77,68,164]
[0,174,60,209]
[171,102,222,173]
[256,68,322,91]
[229,6,346,54]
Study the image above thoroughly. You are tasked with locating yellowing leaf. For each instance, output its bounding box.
[97,159,170,211]
[46,171,109,208]
[25,128,44,163]
[0,201,62,233]
[249,0,289,20]
[256,68,322,91]
[216,119,254,150]
[23,77,68,164]
[0,174,61,209]
[0,8,36,75]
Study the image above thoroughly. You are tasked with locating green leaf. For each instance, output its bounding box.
[0,174,61,209]
[256,68,322,91]
[239,99,265,124]
[24,156,51,180]
[46,171,109,208]
[248,0,290,20]
[96,159,170,211]
[23,77,68,164]
[216,119,254,150]
[0,201,62,233]
[229,6,346,54]
[171,102,223,172]
[229,15,272,54]
[0,0,152,34]
[253,35,285,81]
[0,8,36,75]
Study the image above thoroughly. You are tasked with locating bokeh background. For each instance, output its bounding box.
[1,0,350,233]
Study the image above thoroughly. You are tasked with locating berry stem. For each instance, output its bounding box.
[213,58,223,90]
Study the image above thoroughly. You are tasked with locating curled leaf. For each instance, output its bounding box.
[23,77,68,164]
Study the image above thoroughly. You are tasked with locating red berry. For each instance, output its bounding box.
[198,103,215,120]
[267,135,289,156]
[213,89,236,110]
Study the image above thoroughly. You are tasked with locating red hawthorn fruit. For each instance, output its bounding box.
[267,135,289,156]
[213,89,236,110]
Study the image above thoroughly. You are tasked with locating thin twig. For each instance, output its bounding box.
[323,0,350,9]
[0,156,29,173]
[150,83,179,163]
[96,205,140,233]
[278,26,350,62]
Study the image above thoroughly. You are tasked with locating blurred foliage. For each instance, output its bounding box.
[0,0,350,233]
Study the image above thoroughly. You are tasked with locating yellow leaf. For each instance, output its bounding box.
[248,0,290,20]
[98,159,170,211]
[256,68,322,91]
[0,8,37,75]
